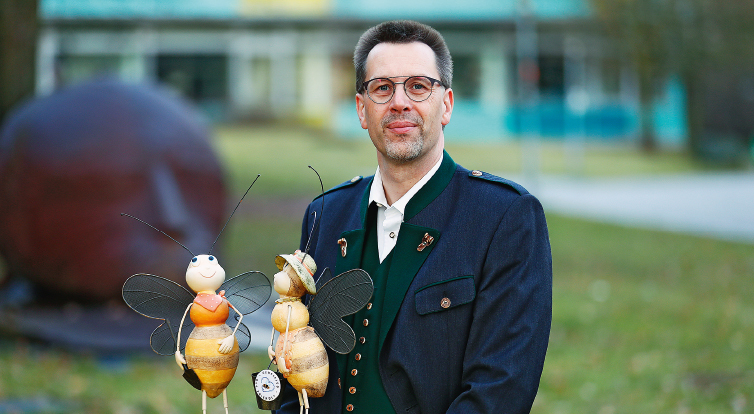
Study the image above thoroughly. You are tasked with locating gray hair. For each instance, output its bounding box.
[354,20,453,93]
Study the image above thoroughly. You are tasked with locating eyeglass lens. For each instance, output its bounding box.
[366,77,435,103]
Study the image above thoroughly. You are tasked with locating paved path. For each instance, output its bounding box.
[515,172,754,244]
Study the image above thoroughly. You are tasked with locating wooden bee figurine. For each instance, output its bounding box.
[122,179,271,414]
[255,167,373,414]
[266,251,372,414]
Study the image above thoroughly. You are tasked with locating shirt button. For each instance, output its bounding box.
[359,337,366,344]
[355,353,361,361]
[441,297,451,308]
[389,231,396,238]
[366,302,372,310]
[351,369,358,376]
[346,404,354,411]
[349,387,356,394]
[363,319,369,327]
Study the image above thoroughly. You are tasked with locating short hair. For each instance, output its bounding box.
[354,20,453,93]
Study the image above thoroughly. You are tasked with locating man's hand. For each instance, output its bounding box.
[218,335,235,354]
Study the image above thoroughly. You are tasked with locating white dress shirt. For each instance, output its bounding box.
[368,158,443,262]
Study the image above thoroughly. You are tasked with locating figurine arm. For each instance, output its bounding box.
[278,304,293,374]
[267,326,277,363]
[218,302,243,354]
[175,303,192,367]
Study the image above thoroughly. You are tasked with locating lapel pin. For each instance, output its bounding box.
[417,233,434,252]
[337,238,347,257]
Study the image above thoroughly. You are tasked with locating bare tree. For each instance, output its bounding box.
[590,0,754,160]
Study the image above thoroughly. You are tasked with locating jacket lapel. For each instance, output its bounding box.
[378,223,440,352]
[377,151,456,352]
[333,180,371,383]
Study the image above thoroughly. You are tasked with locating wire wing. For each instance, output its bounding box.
[122,274,195,355]
[220,271,271,352]
[308,268,373,354]
[150,315,195,355]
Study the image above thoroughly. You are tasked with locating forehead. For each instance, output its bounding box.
[365,42,439,79]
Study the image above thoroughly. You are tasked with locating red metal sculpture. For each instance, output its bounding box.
[0,78,228,303]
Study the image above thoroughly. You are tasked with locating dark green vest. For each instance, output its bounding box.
[338,204,396,414]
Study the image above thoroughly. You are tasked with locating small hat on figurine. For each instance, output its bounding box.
[275,250,317,294]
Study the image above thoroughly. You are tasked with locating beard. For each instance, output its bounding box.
[380,113,425,162]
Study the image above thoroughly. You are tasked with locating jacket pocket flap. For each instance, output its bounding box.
[415,276,475,315]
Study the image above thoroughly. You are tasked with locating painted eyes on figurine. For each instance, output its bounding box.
[192,257,198,263]
[209,256,215,261]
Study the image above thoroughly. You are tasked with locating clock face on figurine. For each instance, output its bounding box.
[254,369,282,402]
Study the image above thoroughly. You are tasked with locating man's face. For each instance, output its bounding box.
[356,42,453,165]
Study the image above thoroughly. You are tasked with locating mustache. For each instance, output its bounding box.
[380,114,424,129]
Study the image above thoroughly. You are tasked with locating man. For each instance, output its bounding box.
[280,20,552,414]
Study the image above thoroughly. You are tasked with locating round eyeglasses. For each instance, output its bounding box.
[361,76,444,104]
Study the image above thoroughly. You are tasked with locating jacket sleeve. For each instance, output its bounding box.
[447,193,552,413]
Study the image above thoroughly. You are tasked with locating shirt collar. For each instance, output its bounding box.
[368,156,444,215]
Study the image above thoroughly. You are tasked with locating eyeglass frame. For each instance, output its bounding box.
[360,75,446,104]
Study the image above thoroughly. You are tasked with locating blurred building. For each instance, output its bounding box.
[37,0,686,146]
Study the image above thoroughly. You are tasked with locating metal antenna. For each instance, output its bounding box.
[121,213,195,256]
[304,166,325,256]
[209,174,261,254]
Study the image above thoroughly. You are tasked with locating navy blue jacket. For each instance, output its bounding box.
[277,151,552,414]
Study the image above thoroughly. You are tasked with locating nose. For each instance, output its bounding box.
[388,83,413,112]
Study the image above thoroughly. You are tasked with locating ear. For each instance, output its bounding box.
[355,93,368,130]
[441,88,454,126]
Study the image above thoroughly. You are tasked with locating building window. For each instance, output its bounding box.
[157,55,228,102]
[538,55,564,98]
[451,55,480,100]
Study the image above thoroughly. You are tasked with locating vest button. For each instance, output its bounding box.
[349,387,356,394]
[355,353,361,361]
[346,404,354,411]
[359,337,366,344]
[351,369,358,376]
[363,319,369,326]
[366,302,372,310]
[441,297,451,308]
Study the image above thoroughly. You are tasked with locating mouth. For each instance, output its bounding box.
[386,121,417,135]
[199,271,216,279]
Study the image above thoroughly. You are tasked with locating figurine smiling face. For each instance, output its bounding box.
[186,254,226,293]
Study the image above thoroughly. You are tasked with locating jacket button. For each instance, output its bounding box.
[351,369,358,376]
[441,297,451,308]
[355,353,361,361]
[349,387,356,394]
[346,404,354,411]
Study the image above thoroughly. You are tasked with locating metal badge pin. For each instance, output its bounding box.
[337,238,347,257]
[417,233,434,252]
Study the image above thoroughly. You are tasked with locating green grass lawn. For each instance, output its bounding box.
[0,124,751,413]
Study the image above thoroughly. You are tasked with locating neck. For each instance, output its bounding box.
[377,145,443,205]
